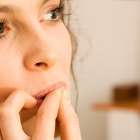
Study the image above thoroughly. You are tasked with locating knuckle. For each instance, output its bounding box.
[0,106,13,120]
[10,90,27,102]
[68,114,79,125]
[0,90,27,122]
[37,106,56,119]
[65,112,79,125]
[13,89,26,96]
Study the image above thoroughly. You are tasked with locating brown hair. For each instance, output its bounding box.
[60,0,79,113]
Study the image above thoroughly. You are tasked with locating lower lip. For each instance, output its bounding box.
[36,98,44,107]
[35,85,66,107]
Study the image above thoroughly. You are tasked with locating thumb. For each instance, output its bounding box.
[57,89,82,140]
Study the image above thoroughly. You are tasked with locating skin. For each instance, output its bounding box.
[0,0,82,139]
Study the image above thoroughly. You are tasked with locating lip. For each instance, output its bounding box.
[32,81,67,99]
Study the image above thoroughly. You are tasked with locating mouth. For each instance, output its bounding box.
[32,81,67,103]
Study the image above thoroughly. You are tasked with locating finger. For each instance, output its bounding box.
[0,129,3,140]
[57,89,82,140]
[0,90,37,140]
[32,87,64,140]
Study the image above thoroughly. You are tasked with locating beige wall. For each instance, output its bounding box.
[55,1,140,140]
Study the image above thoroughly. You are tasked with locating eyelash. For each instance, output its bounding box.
[0,19,7,40]
[0,4,65,40]
[48,4,65,23]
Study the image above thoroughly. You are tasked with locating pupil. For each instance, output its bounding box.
[0,24,4,34]
[52,11,57,19]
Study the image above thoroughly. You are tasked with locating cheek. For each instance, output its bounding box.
[58,24,72,69]
[44,21,72,59]
[0,21,72,94]
[47,22,72,73]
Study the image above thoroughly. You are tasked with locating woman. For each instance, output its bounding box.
[0,0,82,139]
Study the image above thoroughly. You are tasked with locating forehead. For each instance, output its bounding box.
[0,0,38,6]
[0,0,61,6]
[0,0,59,16]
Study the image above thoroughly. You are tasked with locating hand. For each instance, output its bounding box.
[0,88,82,140]
[57,89,82,140]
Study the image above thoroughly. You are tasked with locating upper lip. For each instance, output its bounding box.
[32,81,67,99]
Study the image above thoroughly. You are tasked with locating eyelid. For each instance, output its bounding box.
[0,22,10,40]
[3,19,14,31]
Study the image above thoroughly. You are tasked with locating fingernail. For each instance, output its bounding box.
[63,89,71,105]
[59,87,65,90]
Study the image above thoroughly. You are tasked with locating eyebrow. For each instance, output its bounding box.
[0,0,51,15]
[41,0,51,7]
[0,4,20,15]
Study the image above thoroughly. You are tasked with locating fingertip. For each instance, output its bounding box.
[57,91,73,122]
[60,89,71,106]
[51,87,64,100]
[32,97,38,106]
[60,89,65,105]
[24,93,37,109]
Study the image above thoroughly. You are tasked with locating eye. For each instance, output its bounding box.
[42,4,65,23]
[0,19,9,40]
[43,10,59,21]
[0,23,4,34]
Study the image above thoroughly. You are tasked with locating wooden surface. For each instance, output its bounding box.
[93,100,140,112]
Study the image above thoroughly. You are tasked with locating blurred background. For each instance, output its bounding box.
[56,0,140,140]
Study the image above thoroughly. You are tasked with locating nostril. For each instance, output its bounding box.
[35,62,47,69]
[36,62,42,66]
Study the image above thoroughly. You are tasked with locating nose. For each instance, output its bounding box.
[24,26,59,71]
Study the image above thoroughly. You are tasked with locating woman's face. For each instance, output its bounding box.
[0,0,72,138]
